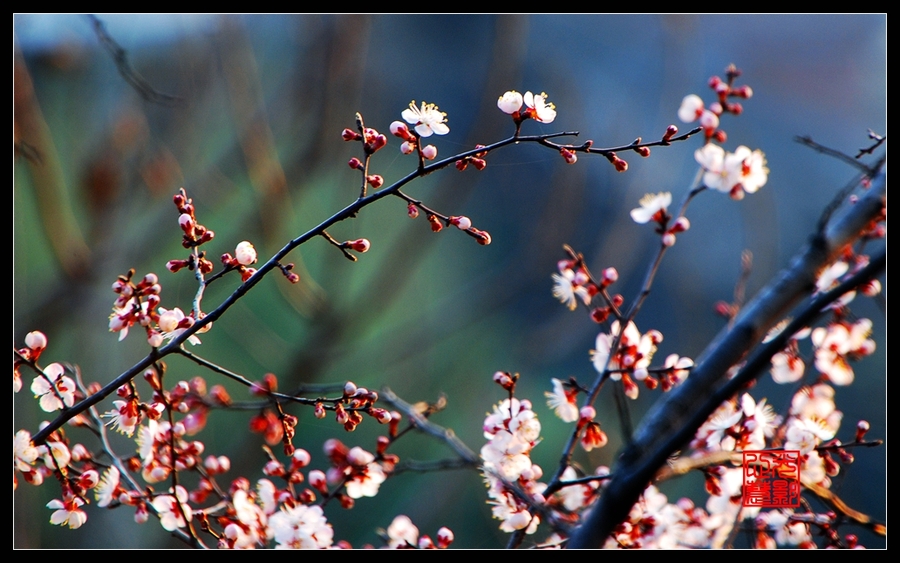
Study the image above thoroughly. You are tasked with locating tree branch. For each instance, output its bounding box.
[568,170,885,548]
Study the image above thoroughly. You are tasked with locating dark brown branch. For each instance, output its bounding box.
[568,170,885,548]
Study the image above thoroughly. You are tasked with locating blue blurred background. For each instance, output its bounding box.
[14,15,885,548]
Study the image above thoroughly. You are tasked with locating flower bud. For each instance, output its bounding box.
[348,157,363,170]
[450,216,472,230]
[400,141,416,154]
[422,144,438,160]
[437,527,454,548]
[560,148,577,164]
[147,330,163,348]
[369,134,387,152]
[366,175,384,189]
[347,239,370,253]
[178,213,195,235]
[407,203,419,219]
[428,215,443,232]
[342,128,361,141]
[671,217,690,233]
[855,420,870,442]
[732,85,753,99]
[209,384,232,406]
[263,460,286,477]
[167,259,189,273]
[699,110,719,131]
[234,241,257,266]
[292,449,311,469]
[472,229,491,245]
[590,307,610,324]
[25,331,47,354]
[662,232,676,247]
[369,408,392,424]
[860,279,882,296]
[602,267,619,286]
[493,371,514,390]
[714,301,733,317]
[390,121,410,138]
[663,125,678,142]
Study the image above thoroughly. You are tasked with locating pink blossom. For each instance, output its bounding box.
[545,378,579,423]
[14,430,39,472]
[344,447,386,499]
[30,363,76,412]
[47,496,87,529]
[678,94,704,123]
[552,268,591,311]
[401,101,449,137]
[630,192,672,224]
[95,466,120,507]
[523,91,556,123]
[151,486,192,531]
[157,307,201,346]
[386,514,419,548]
[268,504,333,549]
[497,90,524,114]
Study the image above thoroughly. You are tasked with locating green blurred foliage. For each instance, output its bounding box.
[14,15,885,548]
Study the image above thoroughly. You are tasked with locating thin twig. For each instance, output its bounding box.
[85,15,181,106]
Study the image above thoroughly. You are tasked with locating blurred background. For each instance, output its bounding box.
[14,15,885,548]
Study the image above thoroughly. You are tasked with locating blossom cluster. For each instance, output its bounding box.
[481,396,545,534]
[678,65,769,199]
[14,65,883,549]
[13,346,450,548]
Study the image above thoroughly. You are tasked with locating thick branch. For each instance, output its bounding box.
[569,171,885,548]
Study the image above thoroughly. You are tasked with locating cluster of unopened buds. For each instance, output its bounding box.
[331,381,392,432]
[342,125,388,154]
[455,144,488,171]
[167,188,215,272]
[389,120,438,160]
[678,64,752,143]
